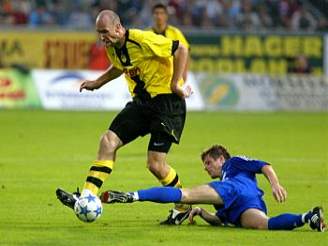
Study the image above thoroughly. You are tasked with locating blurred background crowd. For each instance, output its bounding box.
[0,0,327,31]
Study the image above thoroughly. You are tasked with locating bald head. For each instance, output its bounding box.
[96,10,121,27]
[95,10,125,48]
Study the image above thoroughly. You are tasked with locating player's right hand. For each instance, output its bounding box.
[188,207,202,224]
[271,183,287,203]
[79,80,100,92]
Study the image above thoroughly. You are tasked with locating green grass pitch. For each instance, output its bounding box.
[0,110,327,245]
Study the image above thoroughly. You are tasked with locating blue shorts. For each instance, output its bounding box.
[209,178,267,226]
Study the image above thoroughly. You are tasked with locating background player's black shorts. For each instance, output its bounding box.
[109,93,186,153]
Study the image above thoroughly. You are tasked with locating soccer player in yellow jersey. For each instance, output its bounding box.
[149,3,190,82]
[56,9,193,224]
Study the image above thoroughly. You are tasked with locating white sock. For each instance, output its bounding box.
[132,192,139,201]
[301,213,308,223]
[81,189,92,197]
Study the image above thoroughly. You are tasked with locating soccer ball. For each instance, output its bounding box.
[74,192,103,223]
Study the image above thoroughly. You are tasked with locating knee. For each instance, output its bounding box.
[243,220,268,230]
[241,209,268,230]
[180,189,190,202]
[253,222,267,230]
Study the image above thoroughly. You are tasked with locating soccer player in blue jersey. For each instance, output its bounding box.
[101,145,326,232]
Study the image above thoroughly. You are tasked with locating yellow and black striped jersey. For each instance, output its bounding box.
[105,29,184,98]
[147,25,190,50]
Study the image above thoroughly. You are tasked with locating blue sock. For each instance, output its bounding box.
[268,213,304,230]
[137,187,182,203]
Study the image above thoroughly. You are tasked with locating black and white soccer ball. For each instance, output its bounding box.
[74,191,103,222]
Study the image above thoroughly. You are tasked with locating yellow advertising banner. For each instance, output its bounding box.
[0,31,325,75]
[187,33,324,75]
[0,32,96,69]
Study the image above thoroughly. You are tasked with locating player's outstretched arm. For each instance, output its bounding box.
[189,207,222,226]
[171,42,192,98]
[182,53,190,82]
[80,65,123,92]
[261,165,287,203]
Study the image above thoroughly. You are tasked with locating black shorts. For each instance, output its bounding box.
[109,93,186,153]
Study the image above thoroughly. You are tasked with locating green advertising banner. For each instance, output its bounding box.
[0,68,41,108]
[187,33,323,75]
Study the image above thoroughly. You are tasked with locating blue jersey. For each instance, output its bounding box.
[209,156,269,225]
[221,156,268,196]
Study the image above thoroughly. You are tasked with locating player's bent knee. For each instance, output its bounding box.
[241,211,268,230]
[248,222,267,230]
[180,189,192,203]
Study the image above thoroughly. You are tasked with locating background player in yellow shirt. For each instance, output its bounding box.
[56,9,192,225]
[149,3,190,83]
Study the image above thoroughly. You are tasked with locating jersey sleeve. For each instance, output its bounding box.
[230,157,269,174]
[141,31,177,58]
[175,28,190,50]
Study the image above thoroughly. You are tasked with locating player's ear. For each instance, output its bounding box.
[116,23,121,34]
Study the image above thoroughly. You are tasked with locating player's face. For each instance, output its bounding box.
[153,8,168,26]
[203,155,225,179]
[96,24,121,48]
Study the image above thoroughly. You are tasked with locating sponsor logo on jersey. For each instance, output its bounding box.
[123,67,141,78]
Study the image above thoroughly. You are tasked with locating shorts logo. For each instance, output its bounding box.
[153,142,165,147]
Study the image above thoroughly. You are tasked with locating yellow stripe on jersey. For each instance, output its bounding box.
[105,29,184,98]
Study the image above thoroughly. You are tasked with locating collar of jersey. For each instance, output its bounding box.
[116,29,129,50]
[222,158,230,170]
[152,26,167,36]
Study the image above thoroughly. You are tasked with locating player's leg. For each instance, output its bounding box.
[180,185,223,204]
[56,102,147,209]
[101,185,223,204]
[147,94,189,224]
[147,151,184,193]
[83,101,149,195]
[81,130,123,195]
[138,185,223,204]
[240,208,269,229]
[147,94,186,189]
[147,133,192,224]
[146,131,177,187]
[147,151,171,185]
[237,192,305,231]
[241,207,326,232]
[56,130,122,208]
[267,207,325,232]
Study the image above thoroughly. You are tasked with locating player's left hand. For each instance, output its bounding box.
[171,84,193,99]
[271,183,287,203]
[183,84,193,98]
[189,207,202,224]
